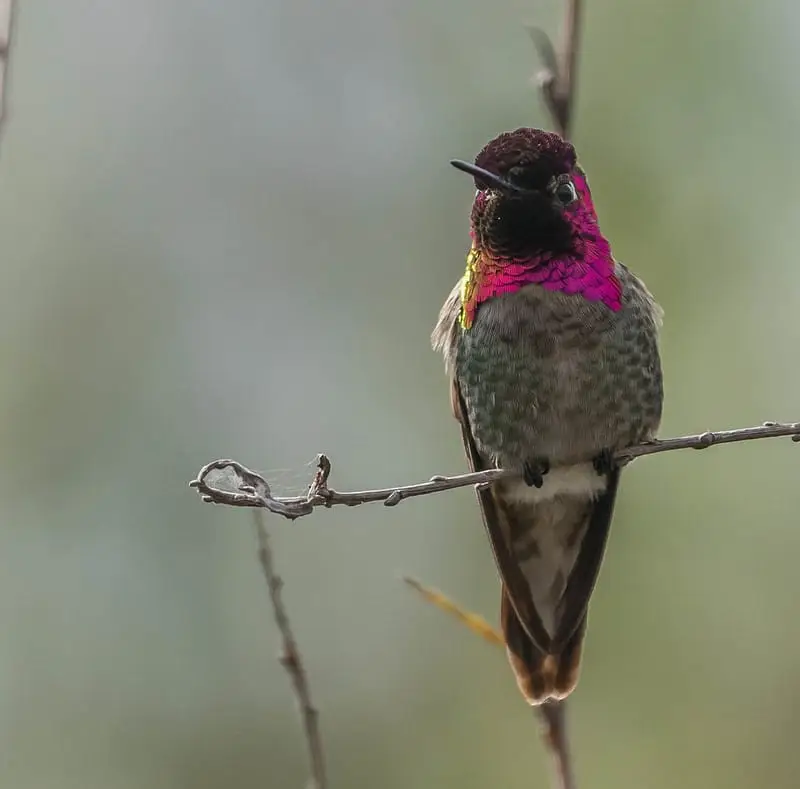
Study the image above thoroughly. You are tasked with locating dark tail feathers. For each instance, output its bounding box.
[501,590,587,705]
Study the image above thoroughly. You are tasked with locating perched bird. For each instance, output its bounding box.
[432,127,663,705]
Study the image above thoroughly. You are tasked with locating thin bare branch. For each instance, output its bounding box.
[527,0,584,139]
[191,421,800,519]
[0,0,16,154]
[539,702,576,789]
[560,0,583,132]
[252,511,327,789]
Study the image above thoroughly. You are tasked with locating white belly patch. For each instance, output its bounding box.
[503,462,608,504]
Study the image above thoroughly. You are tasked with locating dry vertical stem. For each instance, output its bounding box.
[0,0,16,152]
[559,0,583,138]
[539,701,576,789]
[527,0,584,140]
[253,512,327,789]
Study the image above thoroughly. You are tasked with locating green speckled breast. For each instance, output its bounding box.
[454,262,663,469]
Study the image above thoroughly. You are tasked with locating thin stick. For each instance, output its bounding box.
[527,0,583,140]
[252,511,327,789]
[0,0,16,152]
[191,421,800,518]
[560,0,583,138]
[539,701,576,789]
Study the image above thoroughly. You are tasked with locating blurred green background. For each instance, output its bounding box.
[1,1,799,787]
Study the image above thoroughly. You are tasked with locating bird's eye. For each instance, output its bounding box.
[554,181,578,206]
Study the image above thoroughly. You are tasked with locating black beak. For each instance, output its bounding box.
[449,159,528,194]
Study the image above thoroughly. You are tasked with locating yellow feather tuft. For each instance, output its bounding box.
[459,246,482,329]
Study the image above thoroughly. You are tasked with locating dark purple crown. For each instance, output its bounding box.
[473,128,576,190]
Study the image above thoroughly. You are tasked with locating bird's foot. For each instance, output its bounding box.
[592,448,617,477]
[523,457,550,488]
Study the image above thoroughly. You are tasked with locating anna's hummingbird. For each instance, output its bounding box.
[432,127,663,705]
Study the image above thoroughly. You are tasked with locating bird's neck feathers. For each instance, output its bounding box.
[459,169,622,330]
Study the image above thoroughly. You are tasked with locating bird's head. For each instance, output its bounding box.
[451,127,620,328]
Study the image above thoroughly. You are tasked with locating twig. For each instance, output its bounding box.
[252,511,327,789]
[0,0,16,153]
[191,421,800,518]
[527,0,584,140]
[403,576,503,646]
[538,702,576,789]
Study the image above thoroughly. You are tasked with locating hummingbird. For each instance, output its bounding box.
[432,127,663,705]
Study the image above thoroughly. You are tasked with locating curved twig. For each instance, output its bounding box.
[191,421,800,520]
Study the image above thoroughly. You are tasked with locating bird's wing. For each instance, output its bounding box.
[450,376,620,702]
[450,377,552,652]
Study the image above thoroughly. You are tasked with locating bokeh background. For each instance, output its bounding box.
[2,1,800,787]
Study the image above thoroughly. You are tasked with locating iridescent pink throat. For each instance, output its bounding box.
[460,170,622,329]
